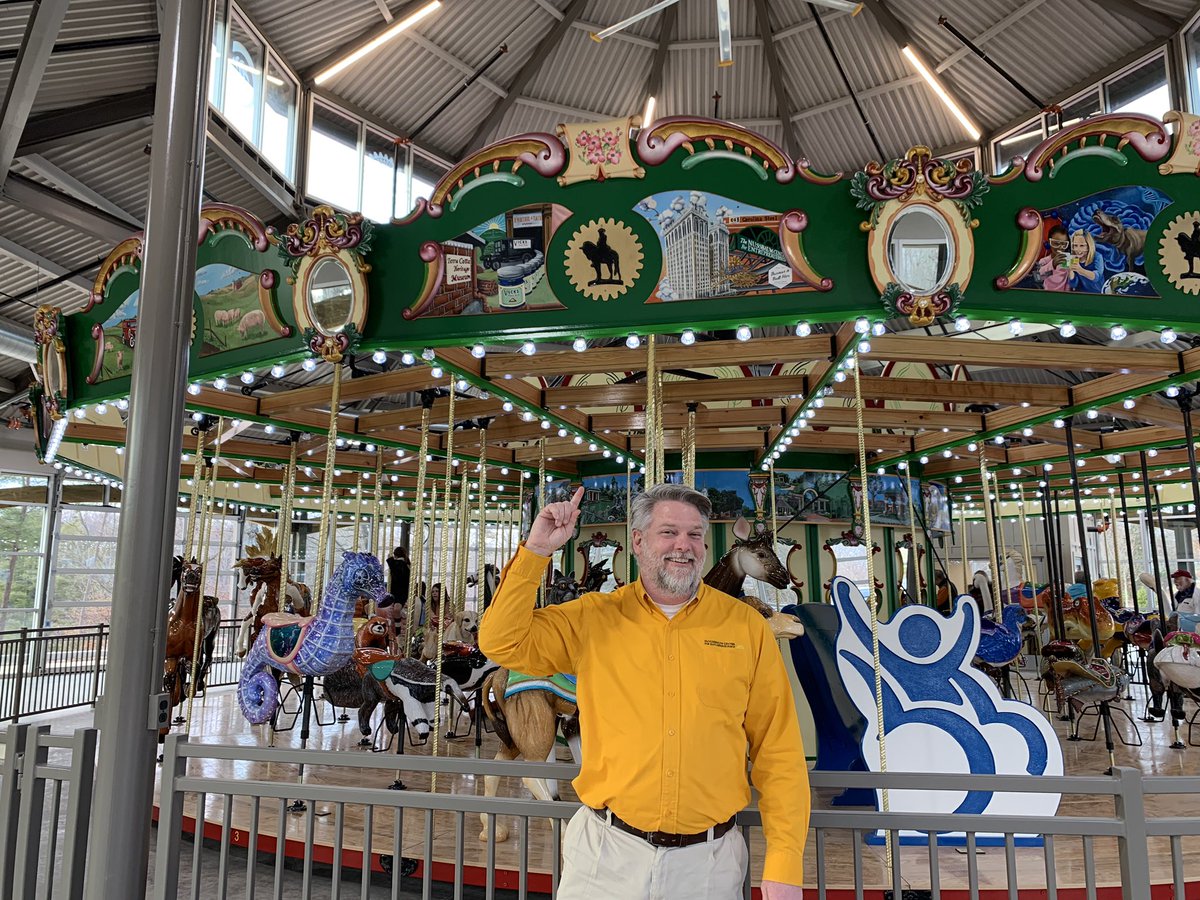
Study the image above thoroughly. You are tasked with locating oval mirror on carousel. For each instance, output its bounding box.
[886,205,954,296]
[307,256,355,333]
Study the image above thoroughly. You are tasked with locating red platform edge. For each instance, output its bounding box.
[152,805,1200,899]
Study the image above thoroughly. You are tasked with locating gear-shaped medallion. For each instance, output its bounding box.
[1159,211,1200,295]
[564,218,643,301]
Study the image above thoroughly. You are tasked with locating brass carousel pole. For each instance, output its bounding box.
[313,361,343,604]
[185,418,222,732]
[407,398,433,646]
[182,428,206,563]
[683,402,698,489]
[430,387,457,791]
[373,449,384,558]
[351,472,364,553]
[476,433,488,609]
[277,439,298,605]
[978,449,1003,617]
[537,439,547,605]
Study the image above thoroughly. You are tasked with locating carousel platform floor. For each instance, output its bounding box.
[22,677,1200,898]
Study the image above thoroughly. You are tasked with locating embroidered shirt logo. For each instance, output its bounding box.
[704,640,737,648]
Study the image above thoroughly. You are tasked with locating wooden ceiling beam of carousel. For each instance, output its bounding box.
[257,366,446,415]
[356,398,498,433]
[1097,400,1183,429]
[547,375,809,408]
[486,335,834,378]
[590,406,787,431]
[867,336,1179,373]
[833,376,1071,407]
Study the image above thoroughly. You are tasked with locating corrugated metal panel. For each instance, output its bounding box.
[238,0,386,73]
[33,46,159,114]
[0,206,111,281]
[674,0,756,42]
[585,0,674,41]
[202,148,283,221]
[524,27,650,118]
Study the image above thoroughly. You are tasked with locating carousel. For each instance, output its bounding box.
[30,108,1200,893]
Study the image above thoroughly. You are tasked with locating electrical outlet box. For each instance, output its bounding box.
[149,692,170,730]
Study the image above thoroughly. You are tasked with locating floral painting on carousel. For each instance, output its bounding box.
[635,191,813,303]
[1012,185,1173,298]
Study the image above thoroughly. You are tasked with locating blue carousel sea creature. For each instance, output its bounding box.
[238,551,387,725]
[830,576,1063,826]
[975,604,1028,667]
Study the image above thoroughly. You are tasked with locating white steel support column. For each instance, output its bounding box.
[83,1,214,897]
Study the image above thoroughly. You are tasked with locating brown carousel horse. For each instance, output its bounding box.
[162,559,221,719]
[232,529,313,658]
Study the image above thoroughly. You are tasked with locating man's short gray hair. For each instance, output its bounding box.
[629,483,712,534]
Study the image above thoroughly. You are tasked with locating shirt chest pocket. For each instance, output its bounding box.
[689,641,750,714]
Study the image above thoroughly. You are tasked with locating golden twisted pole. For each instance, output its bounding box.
[978,449,1003,617]
[182,428,206,561]
[683,403,697,488]
[276,439,299,606]
[769,461,780,610]
[852,360,891,876]
[351,472,364,553]
[537,439,547,605]
[407,405,432,646]
[313,362,343,605]
[476,433,488,607]
[373,448,384,558]
[185,419,222,732]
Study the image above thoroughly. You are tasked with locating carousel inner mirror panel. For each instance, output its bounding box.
[31,111,1200,896]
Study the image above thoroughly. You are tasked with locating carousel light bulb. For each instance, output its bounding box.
[557,428,568,438]
[616,455,624,464]
[270,363,286,378]
[365,443,376,453]
[877,467,885,475]
[795,322,812,337]
[588,443,598,452]
[1110,324,1128,341]
[834,370,847,383]
[1008,319,1023,336]
[626,333,641,349]
[954,475,963,484]
[240,371,255,385]
[761,463,770,471]
[191,412,203,422]
[954,316,970,332]
[1053,418,1065,428]
[735,325,752,342]
[94,403,108,415]
[301,358,318,372]
[898,461,907,470]
[796,418,807,428]
[454,379,468,392]
[499,467,509,475]
[401,352,415,366]
[264,424,276,435]
[540,419,551,430]
[115,447,124,455]
[116,398,129,411]
[430,366,443,378]
[572,337,587,353]
[1059,321,1076,338]
[1086,408,1099,420]
[421,347,435,361]
[843,354,856,370]
[1167,385,1181,398]
[942,449,952,458]
[187,383,201,396]
[1021,427,1033,437]
[213,377,228,390]
[871,321,886,336]
[468,343,486,360]
[782,436,793,445]
[573,435,583,444]
[919,455,929,464]
[520,341,536,356]
[993,435,1005,445]
[681,329,696,346]
[602,450,611,458]
[813,398,825,408]
[967,442,978,452]
[857,339,871,354]
[1161,327,1178,344]
[804,410,816,419]
[1122,397,1137,410]
[499,400,513,413]
[1044,463,1053,471]
[522,411,535,422]
[853,316,870,334]
[335,438,345,448]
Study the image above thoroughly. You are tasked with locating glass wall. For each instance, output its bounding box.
[991,51,1172,174]
[0,474,50,631]
[208,2,300,181]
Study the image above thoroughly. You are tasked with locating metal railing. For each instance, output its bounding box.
[151,734,1200,900]
[0,725,98,900]
[0,620,249,723]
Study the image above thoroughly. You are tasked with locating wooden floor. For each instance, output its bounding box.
[25,673,1200,894]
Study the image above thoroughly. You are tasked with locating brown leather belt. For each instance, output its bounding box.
[591,807,736,848]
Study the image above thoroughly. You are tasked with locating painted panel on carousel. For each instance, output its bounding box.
[831,575,1063,843]
[634,190,821,303]
[413,204,572,317]
[196,263,289,356]
[1008,185,1172,298]
[922,481,951,533]
[88,289,137,383]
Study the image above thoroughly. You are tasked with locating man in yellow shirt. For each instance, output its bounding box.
[479,482,809,899]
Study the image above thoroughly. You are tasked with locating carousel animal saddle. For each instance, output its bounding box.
[504,671,577,704]
[363,655,437,703]
[1177,613,1200,635]
[264,616,314,662]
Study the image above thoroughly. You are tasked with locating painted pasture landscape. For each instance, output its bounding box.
[196,263,279,357]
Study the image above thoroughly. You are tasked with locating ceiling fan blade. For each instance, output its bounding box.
[716,0,733,66]
[808,0,864,13]
[592,0,682,42]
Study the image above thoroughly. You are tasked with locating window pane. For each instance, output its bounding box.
[262,58,297,180]
[363,130,396,223]
[1188,25,1200,112]
[1053,90,1101,132]
[1106,56,1170,119]
[209,0,227,108]
[992,120,1044,174]
[394,163,437,217]
[308,104,360,211]
[223,16,265,142]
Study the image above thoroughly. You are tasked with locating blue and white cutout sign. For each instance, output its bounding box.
[830,576,1063,844]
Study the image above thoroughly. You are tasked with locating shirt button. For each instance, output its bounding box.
[668,654,675,661]
[668,729,676,736]
[666,770,675,777]
[667,691,675,697]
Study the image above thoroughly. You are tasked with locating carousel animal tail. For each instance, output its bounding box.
[237,644,280,725]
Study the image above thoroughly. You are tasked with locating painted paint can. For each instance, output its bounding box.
[497,266,526,309]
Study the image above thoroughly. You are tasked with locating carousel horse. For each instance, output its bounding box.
[1040,640,1126,739]
[478,666,580,842]
[1003,551,1051,612]
[237,551,387,725]
[233,535,313,658]
[162,559,221,712]
[320,615,392,740]
[1147,630,1200,744]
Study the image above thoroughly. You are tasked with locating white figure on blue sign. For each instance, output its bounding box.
[830,576,1063,843]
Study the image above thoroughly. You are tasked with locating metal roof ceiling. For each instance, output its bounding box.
[0,0,1195,413]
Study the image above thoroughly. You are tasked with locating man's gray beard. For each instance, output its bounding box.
[638,553,702,600]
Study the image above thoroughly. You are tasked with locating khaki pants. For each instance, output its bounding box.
[555,806,748,900]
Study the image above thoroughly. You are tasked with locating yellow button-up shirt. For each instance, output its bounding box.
[478,544,810,885]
